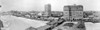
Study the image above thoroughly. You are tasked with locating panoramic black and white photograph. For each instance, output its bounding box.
[0,0,100,30]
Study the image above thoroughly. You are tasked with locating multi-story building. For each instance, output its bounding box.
[40,4,83,19]
[63,4,83,19]
[43,4,51,17]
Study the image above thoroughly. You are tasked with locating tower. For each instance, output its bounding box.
[63,5,70,19]
[63,5,83,19]
[44,4,51,16]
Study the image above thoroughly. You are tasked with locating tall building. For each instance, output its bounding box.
[64,6,69,11]
[44,4,51,16]
[63,5,83,19]
[63,6,70,19]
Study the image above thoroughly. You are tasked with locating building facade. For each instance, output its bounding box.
[63,5,83,19]
[44,4,51,17]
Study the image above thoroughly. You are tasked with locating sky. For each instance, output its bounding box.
[0,0,100,11]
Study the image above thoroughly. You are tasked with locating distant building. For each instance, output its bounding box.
[37,4,84,19]
[43,4,51,16]
[51,11,63,17]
